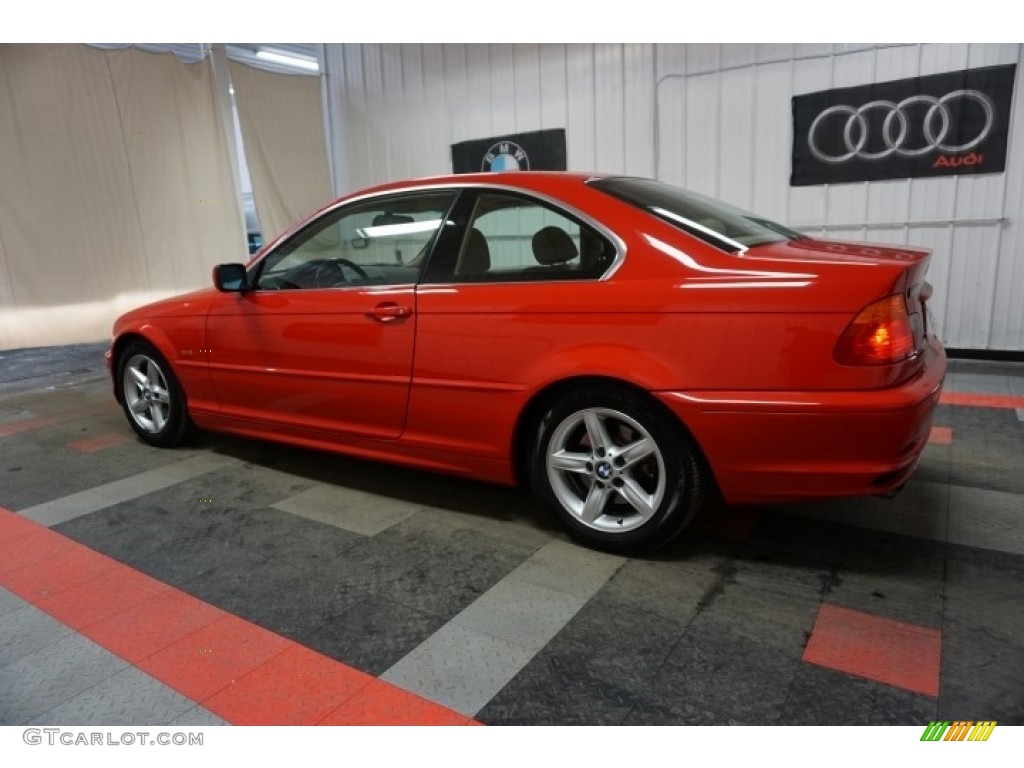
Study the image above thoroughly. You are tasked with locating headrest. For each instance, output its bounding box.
[460,228,490,273]
[531,226,578,266]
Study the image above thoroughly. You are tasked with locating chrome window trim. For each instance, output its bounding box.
[248,188,458,291]
[250,182,627,284]
[584,175,796,256]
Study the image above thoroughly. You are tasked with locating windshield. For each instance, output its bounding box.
[589,177,803,252]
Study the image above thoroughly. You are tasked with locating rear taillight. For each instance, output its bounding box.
[834,294,916,365]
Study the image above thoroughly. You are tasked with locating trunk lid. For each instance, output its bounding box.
[746,237,936,359]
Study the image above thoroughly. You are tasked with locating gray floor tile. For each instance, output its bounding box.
[1009,369,1024,397]
[19,454,240,526]
[0,425,201,512]
[381,621,535,716]
[411,503,555,550]
[272,484,419,536]
[0,633,128,725]
[947,370,1011,396]
[597,556,720,625]
[29,666,196,726]
[0,587,29,617]
[0,604,74,667]
[452,576,586,652]
[511,539,625,600]
[166,705,231,726]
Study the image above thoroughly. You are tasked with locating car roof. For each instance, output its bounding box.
[346,171,609,199]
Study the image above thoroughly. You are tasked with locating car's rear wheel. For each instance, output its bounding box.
[528,385,706,554]
[118,341,191,447]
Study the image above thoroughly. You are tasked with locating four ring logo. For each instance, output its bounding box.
[807,90,995,164]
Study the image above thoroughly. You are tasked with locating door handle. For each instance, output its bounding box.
[367,302,413,323]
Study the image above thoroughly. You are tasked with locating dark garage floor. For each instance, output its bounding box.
[1,343,1022,726]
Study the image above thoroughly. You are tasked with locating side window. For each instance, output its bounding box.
[253,191,456,290]
[451,193,616,282]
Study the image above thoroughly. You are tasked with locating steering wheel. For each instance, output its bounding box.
[332,258,369,279]
[311,258,370,287]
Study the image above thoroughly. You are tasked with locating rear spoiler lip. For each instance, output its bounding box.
[744,237,932,267]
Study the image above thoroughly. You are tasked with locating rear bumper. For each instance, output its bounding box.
[654,337,947,504]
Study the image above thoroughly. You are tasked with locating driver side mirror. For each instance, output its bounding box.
[213,263,250,293]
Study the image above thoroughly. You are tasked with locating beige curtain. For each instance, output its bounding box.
[229,60,333,242]
[0,45,246,350]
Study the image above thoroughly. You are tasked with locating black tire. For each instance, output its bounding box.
[527,384,706,554]
[117,340,192,448]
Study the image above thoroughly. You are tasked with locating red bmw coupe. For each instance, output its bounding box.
[108,173,946,553]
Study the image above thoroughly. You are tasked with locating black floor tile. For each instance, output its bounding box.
[300,597,450,676]
[828,529,946,628]
[944,544,1024,640]
[939,545,1024,723]
[635,630,802,724]
[938,624,1024,722]
[948,407,1024,495]
[634,585,819,725]
[479,589,690,725]
[779,663,937,725]
[479,654,656,726]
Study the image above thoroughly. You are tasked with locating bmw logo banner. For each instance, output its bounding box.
[790,64,1016,186]
[452,128,567,173]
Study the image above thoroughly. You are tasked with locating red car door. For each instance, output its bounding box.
[206,285,416,440]
[205,190,457,440]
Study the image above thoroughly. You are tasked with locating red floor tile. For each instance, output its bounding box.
[80,588,226,663]
[803,603,941,697]
[138,614,292,702]
[202,644,375,725]
[0,507,475,726]
[319,679,473,726]
[0,528,79,576]
[940,392,1024,409]
[35,567,173,631]
[67,432,131,453]
[928,426,953,445]
[1,545,119,602]
[0,508,45,546]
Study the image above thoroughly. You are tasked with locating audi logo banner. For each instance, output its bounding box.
[790,64,1016,186]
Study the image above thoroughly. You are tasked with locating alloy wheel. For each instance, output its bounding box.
[545,407,668,533]
[122,353,172,434]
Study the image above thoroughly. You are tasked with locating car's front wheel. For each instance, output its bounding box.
[118,341,191,447]
[528,385,707,554]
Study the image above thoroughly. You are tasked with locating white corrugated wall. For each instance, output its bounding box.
[322,43,1024,351]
